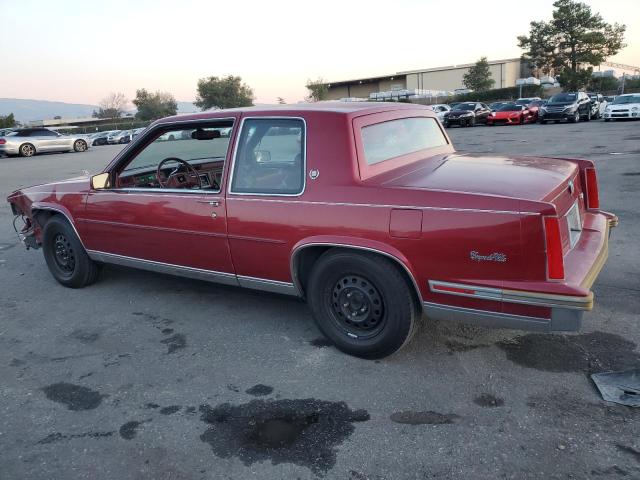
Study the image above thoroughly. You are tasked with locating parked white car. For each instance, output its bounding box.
[0,128,90,157]
[602,94,640,121]
[428,104,452,122]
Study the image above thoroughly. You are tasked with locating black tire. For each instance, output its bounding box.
[73,140,87,152]
[42,216,100,288]
[604,118,610,122]
[444,122,450,128]
[540,119,547,125]
[585,110,591,122]
[19,143,36,157]
[307,250,421,359]
[469,117,476,127]
[570,111,580,123]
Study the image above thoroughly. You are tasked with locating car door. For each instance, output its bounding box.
[475,103,489,123]
[79,118,237,282]
[33,129,61,151]
[225,116,306,292]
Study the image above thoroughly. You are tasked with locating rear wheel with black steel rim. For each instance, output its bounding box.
[307,250,420,359]
[42,216,100,288]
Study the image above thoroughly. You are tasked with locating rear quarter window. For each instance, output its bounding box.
[361,117,447,165]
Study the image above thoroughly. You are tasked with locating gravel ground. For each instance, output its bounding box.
[0,120,639,480]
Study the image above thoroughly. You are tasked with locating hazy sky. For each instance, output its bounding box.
[1,0,638,106]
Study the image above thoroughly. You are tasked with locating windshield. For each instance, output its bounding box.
[612,95,640,104]
[453,103,476,111]
[498,104,523,112]
[514,100,530,106]
[549,93,577,103]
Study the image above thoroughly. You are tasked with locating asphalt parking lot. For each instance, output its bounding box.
[1,120,639,480]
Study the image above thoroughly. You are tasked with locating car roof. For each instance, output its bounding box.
[156,102,430,124]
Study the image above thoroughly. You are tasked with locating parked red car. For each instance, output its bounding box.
[487,104,536,125]
[7,103,617,358]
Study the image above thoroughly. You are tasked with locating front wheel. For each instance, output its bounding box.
[73,140,87,152]
[604,118,610,122]
[307,250,420,359]
[570,111,580,123]
[42,216,100,288]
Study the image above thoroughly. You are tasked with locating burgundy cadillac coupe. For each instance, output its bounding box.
[7,103,617,358]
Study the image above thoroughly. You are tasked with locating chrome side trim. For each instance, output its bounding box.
[227,196,537,216]
[423,301,553,332]
[290,242,423,303]
[86,250,239,287]
[237,275,298,296]
[31,206,87,250]
[228,116,307,197]
[429,279,593,310]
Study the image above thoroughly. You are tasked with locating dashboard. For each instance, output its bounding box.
[117,160,224,191]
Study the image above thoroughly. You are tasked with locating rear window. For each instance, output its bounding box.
[361,117,447,165]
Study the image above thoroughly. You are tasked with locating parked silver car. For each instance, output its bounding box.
[0,128,90,157]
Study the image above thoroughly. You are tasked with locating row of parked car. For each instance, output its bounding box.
[86,127,146,146]
[0,126,149,157]
[428,92,640,127]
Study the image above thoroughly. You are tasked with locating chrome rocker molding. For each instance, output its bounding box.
[86,250,297,295]
[423,301,582,333]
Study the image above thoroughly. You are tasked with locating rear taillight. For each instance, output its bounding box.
[585,167,600,209]
[544,216,565,280]
[0,139,6,145]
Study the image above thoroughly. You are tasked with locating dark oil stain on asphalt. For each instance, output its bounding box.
[497,332,640,374]
[42,383,106,411]
[119,421,142,440]
[185,406,196,414]
[37,431,114,444]
[145,402,160,409]
[309,337,333,348]
[445,340,489,354]
[69,329,100,343]
[161,328,174,335]
[622,172,640,176]
[617,444,640,463]
[161,333,186,354]
[160,405,181,415]
[389,411,459,425]
[9,358,25,367]
[246,384,274,396]
[473,393,505,407]
[199,398,369,474]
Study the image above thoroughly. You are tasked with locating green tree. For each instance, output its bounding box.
[0,113,16,128]
[518,0,626,90]
[305,78,328,102]
[194,75,254,110]
[133,89,178,121]
[93,92,128,118]
[587,75,619,92]
[462,57,495,92]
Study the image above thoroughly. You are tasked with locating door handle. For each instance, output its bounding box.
[197,200,220,207]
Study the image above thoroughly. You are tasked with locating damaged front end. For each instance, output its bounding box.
[12,214,39,250]
[8,190,40,250]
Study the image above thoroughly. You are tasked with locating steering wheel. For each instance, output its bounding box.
[156,157,202,189]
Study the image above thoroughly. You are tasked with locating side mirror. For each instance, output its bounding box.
[91,172,110,190]
[254,150,271,163]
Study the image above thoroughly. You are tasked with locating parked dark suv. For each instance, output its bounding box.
[444,102,491,127]
[539,92,592,124]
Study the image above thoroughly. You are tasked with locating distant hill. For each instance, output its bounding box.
[0,98,98,122]
[0,98,201,122]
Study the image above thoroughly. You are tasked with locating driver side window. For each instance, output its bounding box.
[117,122,233,192]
